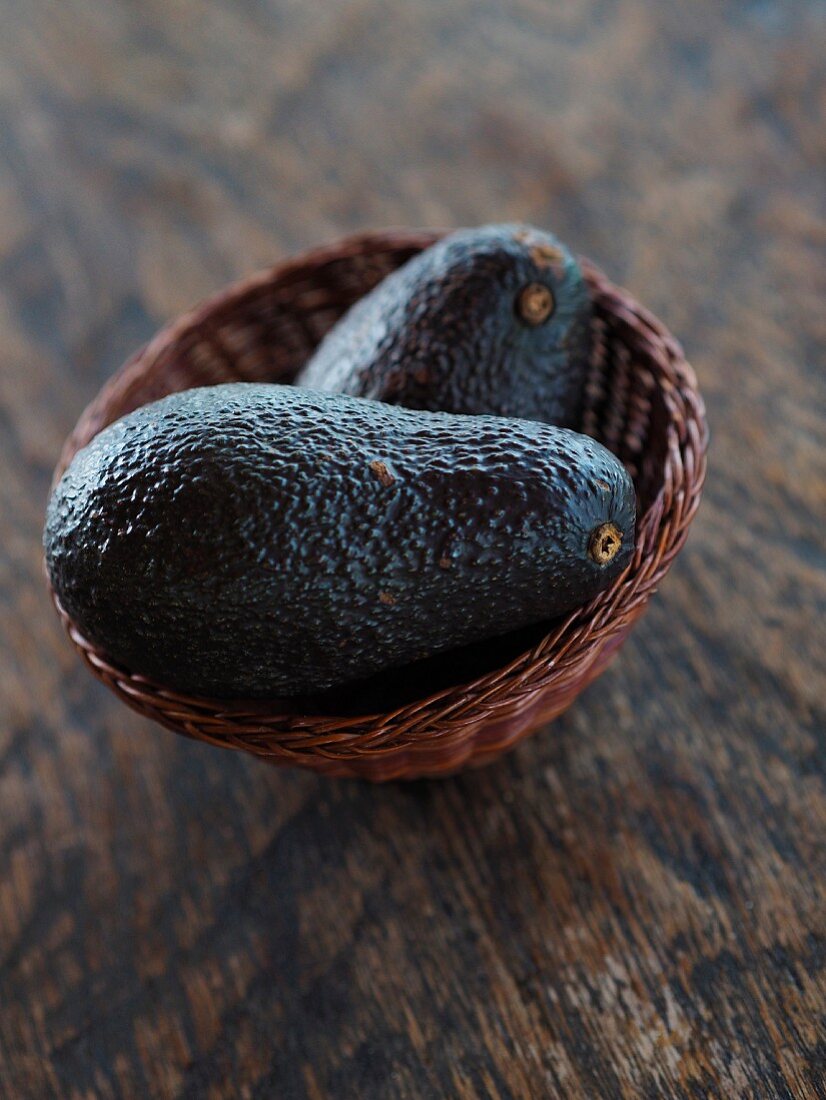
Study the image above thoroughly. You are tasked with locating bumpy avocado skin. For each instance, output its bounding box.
[44,384,635,699]
[296,224,592,428]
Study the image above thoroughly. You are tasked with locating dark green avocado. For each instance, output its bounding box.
[44,383,635,699]
[296,223,592,428]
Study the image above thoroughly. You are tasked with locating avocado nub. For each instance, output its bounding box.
[44,383,635,699]
[296,223,592,429]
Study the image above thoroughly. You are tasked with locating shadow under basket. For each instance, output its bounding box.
[49,230,709,781]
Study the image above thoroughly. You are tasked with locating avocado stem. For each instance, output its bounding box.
[589,522,622,565]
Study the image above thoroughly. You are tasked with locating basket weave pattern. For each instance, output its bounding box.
[50,231,708,781]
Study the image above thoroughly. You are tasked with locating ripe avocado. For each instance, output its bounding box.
[44,383,635,699]
[296,224,592,428]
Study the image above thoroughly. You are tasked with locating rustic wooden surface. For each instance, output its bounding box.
[1,1,824,1097]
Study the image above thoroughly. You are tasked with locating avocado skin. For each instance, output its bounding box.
[44,383,635,699]
[296,224,592,428]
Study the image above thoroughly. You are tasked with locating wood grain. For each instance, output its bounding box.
[0,0,824,1096]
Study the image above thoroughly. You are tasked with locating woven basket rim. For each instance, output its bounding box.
[48,229,709,771]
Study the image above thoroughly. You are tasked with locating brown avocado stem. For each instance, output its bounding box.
[589,522,622,565]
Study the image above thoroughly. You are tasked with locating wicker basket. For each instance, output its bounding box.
[49,230,708,781]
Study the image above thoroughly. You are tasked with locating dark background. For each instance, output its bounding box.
[1,2,824,1097]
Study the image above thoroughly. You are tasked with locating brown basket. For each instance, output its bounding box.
[49,230,708,781]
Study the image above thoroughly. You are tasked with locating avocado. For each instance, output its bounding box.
[296,224,592,428]
[44,383,635,699]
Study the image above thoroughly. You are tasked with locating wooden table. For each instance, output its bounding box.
[2,2,824,1097]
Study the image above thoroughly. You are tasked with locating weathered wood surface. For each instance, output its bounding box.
[1,1,824,1097]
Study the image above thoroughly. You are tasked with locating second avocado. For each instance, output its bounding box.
[296,223,592,428]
